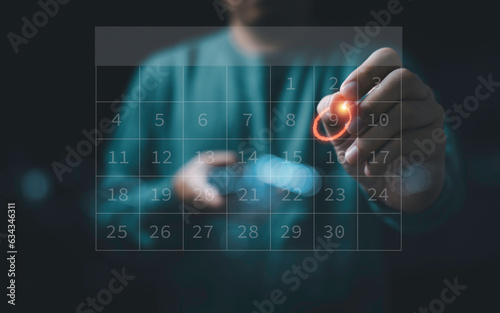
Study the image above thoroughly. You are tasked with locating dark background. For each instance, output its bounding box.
[2,0,499,312]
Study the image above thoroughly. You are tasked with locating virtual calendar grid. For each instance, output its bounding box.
[95,65,402,251]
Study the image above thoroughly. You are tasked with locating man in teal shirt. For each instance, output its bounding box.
[97,2,464,312]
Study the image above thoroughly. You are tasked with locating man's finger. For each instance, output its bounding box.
[352,98,439,139]
[363,68,430,103]
[204,151,237,166]
[347,70,433,135]
[340,47,402,100]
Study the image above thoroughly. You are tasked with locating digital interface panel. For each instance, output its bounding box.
[95,27,403,251]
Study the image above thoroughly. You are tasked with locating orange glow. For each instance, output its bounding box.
[313,101,352,142]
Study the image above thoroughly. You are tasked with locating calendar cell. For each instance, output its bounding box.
[184,66,226,101]
[97,140,139,176]
[313,66,356,102]
[358,214,401,250]
[140,140,183,176]
[356,102,401,139]
[357,139,401,178]
[183,140,227,166]
[97,177,139,213]
[139,178,178,213]
[229,183,269,211]
[97,213,139,250]
[359,177,400,214]
[227,139,271,172]
[140,66,182,101]
[183,102,227,139]
[270,183,313,214]
[314,214,357,250]
[314,177,356,213]
[313,142,353,172]
[271,142,313,168]
[183,214,226,250]
[227,213,270,250]
[97,102,139,138]
[270,66,313,102]
[97,66,136,101]
[140,214,183,250]
[270,102,314,139]
[227,102,269,138]
[140,102,183,138]
[351,65,402,100]
[271,214,313,250]
[228,66,269,102]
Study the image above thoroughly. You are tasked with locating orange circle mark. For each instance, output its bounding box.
[313,102,352,142]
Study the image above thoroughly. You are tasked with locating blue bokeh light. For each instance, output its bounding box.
[21,168,52,202]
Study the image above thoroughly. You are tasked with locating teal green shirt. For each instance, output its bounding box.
[98,30,465,312]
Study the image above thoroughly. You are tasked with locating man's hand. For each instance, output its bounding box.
[174,151,236,210]
[317,48,446,213]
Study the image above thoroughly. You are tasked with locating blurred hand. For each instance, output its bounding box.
[174,151,236,210]
[317,48,445,213]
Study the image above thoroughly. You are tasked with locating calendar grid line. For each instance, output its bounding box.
[138,66,141,250]
[181,65,185,250]
[96,138,403,141]
[269,65,272,250]
[356,67,359,251]
[96,175,402,178]
[400,49,403,250]
[94,66,98,251]
[312,65,316,250]
[96,249,403,252]
[225,65,229,250]
[96,100,402,103]
[96,212,401,215]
